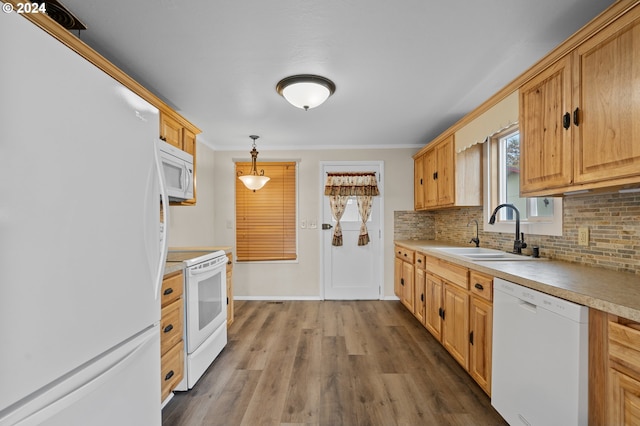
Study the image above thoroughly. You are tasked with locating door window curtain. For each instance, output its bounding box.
[324,172,380,246]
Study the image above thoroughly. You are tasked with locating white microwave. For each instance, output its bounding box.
[158,139,194,202]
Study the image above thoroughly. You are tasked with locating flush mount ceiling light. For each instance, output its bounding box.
[276,74,336,111]
[238,135,270,192]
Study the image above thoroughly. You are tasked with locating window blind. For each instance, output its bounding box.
[235,161,297,261]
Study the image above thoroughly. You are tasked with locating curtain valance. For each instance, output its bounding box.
[324,172,380,196]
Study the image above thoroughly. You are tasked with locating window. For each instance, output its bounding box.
[485,127,562,236]
[235,161,297,261]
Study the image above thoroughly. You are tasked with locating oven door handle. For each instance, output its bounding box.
[189,263,226,276]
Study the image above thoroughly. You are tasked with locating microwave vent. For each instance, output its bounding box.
[42,0,87,31]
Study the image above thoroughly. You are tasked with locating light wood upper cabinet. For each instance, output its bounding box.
[160,112,199,205]
[573,9,640,185]
[520,55,573,193]
[414,134,481,211]
[436,137,454,205]
[182,128,196,157]
[521,3,640,196]
[414,154,425,210]
[160,113,183,149]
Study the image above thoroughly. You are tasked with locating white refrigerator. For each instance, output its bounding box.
[0,10,167,426]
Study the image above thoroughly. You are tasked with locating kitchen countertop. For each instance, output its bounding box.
[163,246,233,276]
[395,239,640,322]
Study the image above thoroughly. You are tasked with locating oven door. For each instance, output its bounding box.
[185,259,227,353]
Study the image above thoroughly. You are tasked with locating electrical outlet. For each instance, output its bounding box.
[578,227,589,246]
[309,220,317,229]
[301,219,307,229]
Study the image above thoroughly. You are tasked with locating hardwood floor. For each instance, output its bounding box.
[162,300,508,426]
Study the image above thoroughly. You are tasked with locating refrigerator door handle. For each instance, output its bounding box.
[154,139,170,299]
[2,327,158,426]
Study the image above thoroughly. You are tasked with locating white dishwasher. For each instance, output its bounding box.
[492,278,589,426]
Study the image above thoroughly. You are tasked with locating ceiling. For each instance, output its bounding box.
[60,0,613,151]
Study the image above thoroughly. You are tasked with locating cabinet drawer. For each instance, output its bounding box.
[161,271,183,307]
[395,246,415,263]
[415,252,426,270]
[426,255,468,289]
[609,320,640,369]
[161,299,184,356]
[469,271,493,301]
[161,340,184,401]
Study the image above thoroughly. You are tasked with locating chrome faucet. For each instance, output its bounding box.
[488,203,527,254]
[467,219,480,247]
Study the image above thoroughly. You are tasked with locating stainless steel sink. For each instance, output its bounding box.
[431,247,537,261]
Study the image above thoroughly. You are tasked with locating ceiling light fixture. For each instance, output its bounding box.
[238,135,270,192]
[276,74,336,111]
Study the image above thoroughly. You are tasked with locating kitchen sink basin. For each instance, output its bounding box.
[432,247,537,261]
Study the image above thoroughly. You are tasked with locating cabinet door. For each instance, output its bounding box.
[160,113,183,149]
[394,257,403,299]
[424,149,438,208]
[469,296,492,396]
[442,283,469,369]
[520,55,573,194]
[424,274,443,340]
[414,154,425,210]
[573,9,640,185]
[414,267,426,324]
[608,368,640,425]
[183,128,196,156]
[436,136,454,206]
[401,261,415,313]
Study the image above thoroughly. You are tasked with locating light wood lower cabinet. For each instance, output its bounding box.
[469,294,493,395]
[226,253,234,327]
[395,248,494,396]
[394,246,415,313]
[161,271,184,401]
[607,317,640,425]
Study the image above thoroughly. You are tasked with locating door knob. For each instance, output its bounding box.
[322,223,333,230]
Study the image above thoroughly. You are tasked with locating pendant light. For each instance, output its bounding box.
[276,74,336,111]
[238,135,270,191]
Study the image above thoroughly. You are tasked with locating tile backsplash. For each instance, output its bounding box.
[395,192,640,275]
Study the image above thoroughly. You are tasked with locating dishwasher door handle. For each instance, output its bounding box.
[518,300,537,313]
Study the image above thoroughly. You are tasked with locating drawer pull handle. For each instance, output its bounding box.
[474,283,484,291]
[417,259,422,263]
[163,324,174,333]
[563,112,570,129]
[164,370,174,381]
[421,293,424,302]
[163,288,174,296]
[400,278,404,286]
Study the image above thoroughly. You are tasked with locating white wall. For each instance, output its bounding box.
[167,141,217,247]
[168,143,416,298]
[213,147,416,299]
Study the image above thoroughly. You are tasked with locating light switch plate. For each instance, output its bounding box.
[578,227,589,246]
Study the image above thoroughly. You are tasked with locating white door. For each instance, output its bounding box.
[321,162,383,300]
